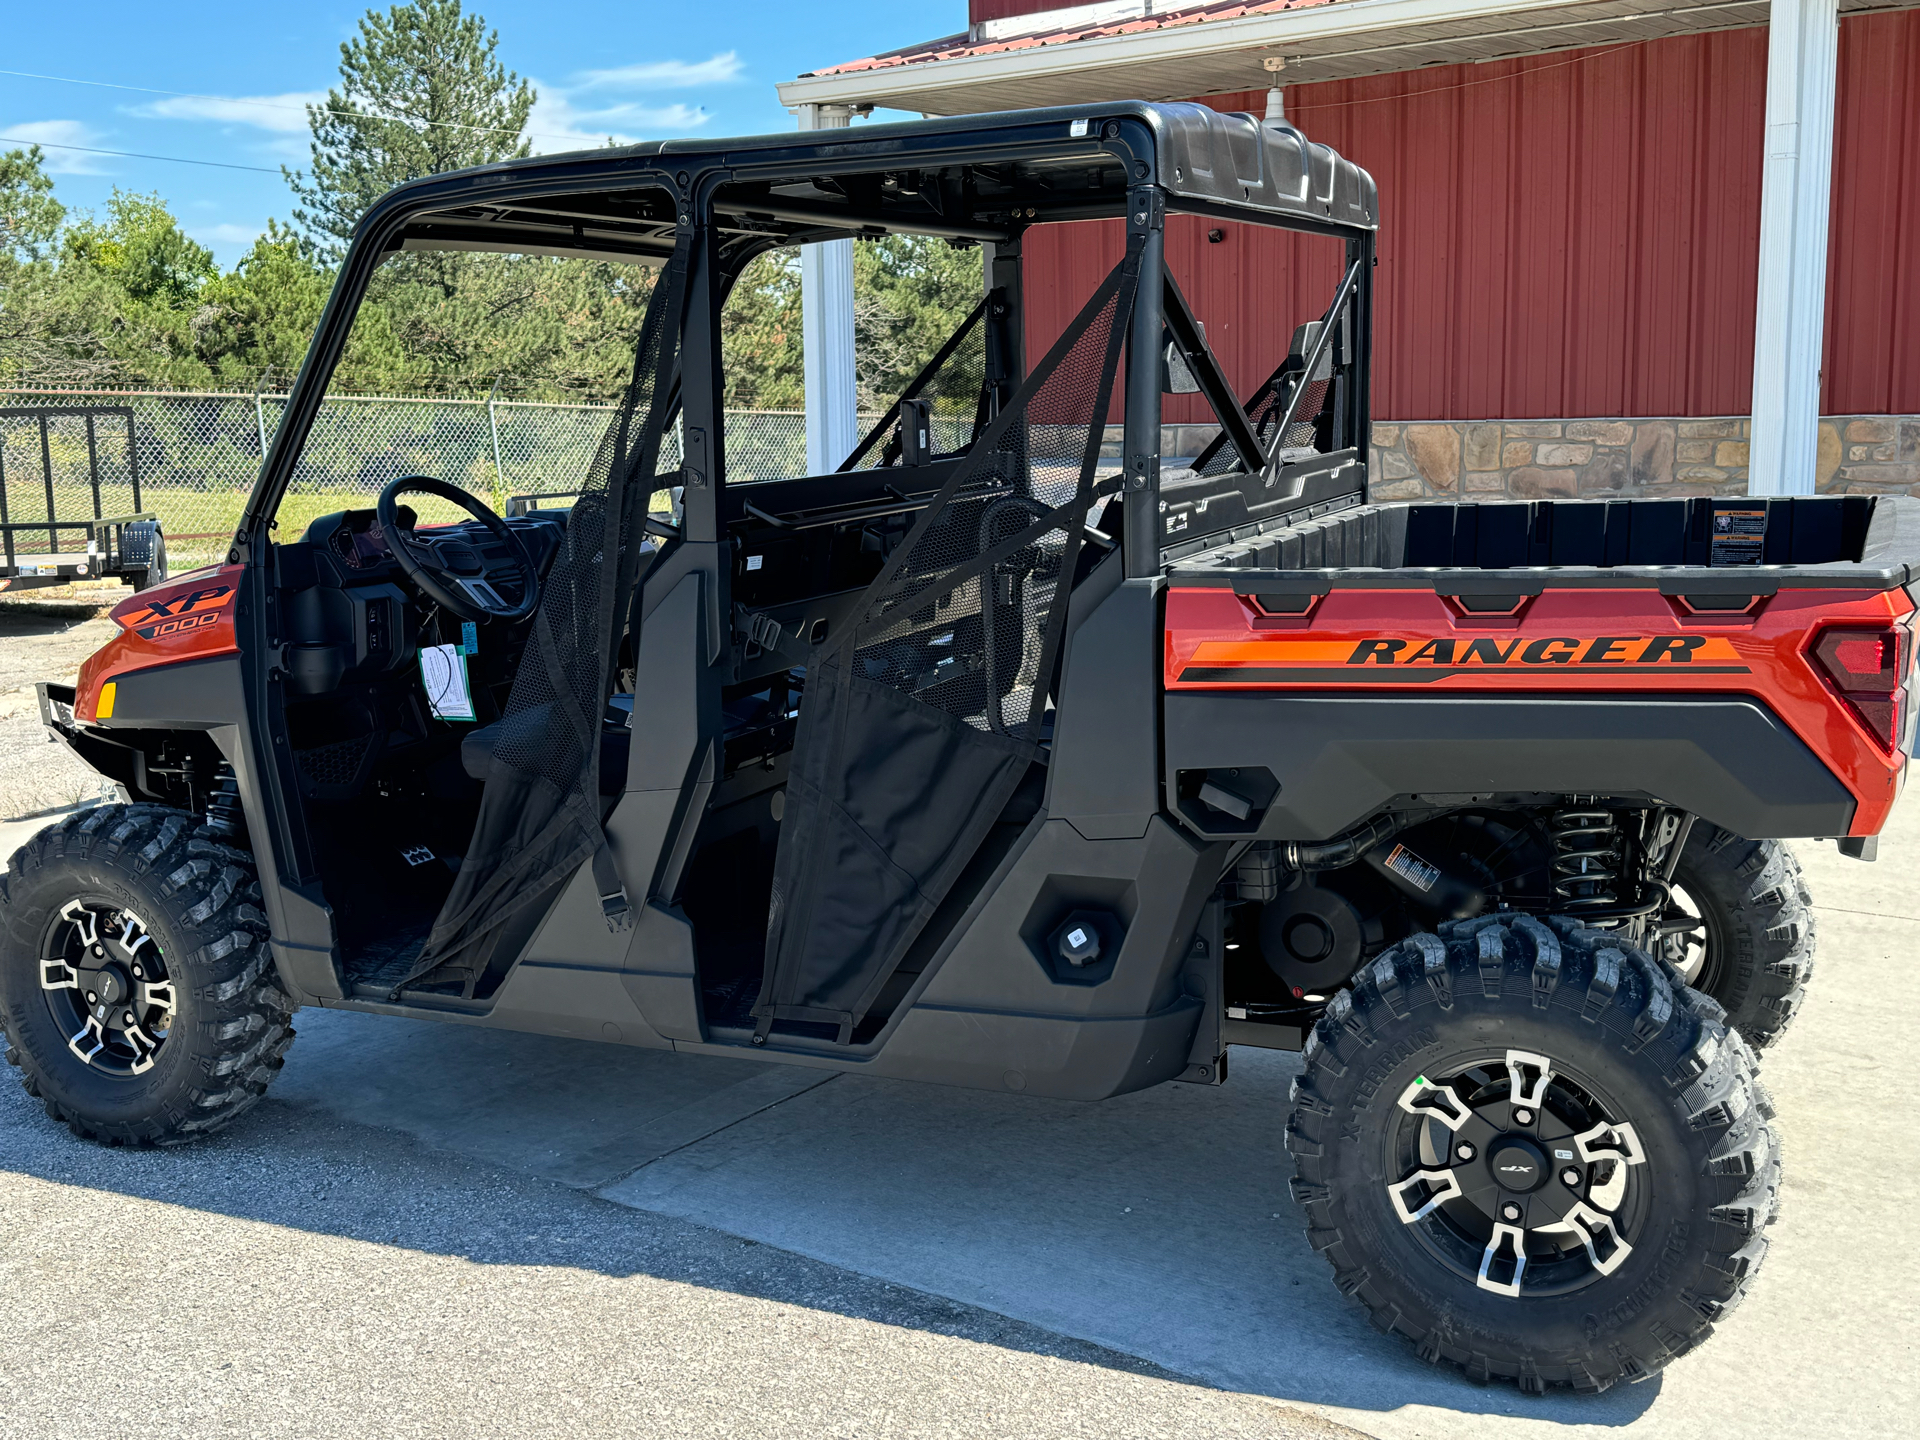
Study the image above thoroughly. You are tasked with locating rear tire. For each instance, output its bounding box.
[1286,912,1776,1393]
[1666,830,1814,1048]
[0,805,294,1145]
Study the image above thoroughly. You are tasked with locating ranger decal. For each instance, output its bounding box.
[1177,633,1750,683]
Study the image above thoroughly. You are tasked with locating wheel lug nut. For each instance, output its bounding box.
[131,966,143,978]
[1502,1203,1523,1222]
[1562,1168,1582,1187]
[86,991,98,1004]
[122,1012,135,1027]
[1456,1143,1476,1161]
[1514,1108,1534,1125]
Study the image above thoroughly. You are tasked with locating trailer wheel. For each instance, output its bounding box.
[120,521,168,592]
[0,805,294,1146]
[1663,831,1814,1049]
[1287,912,1776,1393]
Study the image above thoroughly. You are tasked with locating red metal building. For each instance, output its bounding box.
[783,0,1919,498]
[1015,12,1917,423]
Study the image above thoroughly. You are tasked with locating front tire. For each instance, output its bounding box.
[0,805,295,1145]
[1287,912,1776,1393]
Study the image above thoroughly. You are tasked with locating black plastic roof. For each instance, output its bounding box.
[375,100,1377,265]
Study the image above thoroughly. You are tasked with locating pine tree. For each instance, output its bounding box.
[0,146,67,263]
[0,146,80,384]
[194,221,336,386]
[287,0,534,258]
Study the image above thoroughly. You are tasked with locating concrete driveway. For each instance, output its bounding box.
[0,605,118,818]
[2,787,1914,1437]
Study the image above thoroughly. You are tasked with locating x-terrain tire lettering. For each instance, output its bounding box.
[0,805,295,1145]
[1286,912,1776,1392]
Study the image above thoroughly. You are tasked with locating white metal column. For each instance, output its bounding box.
[797,103,860,476]
[1748,0,1840,496]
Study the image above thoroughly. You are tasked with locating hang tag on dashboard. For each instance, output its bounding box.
[422,643,476,722]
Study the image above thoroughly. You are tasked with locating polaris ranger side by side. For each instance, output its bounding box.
[7,104,1916,1393]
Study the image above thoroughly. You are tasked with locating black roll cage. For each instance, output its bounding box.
[239,102,1377,563]
[229,105,1378,965]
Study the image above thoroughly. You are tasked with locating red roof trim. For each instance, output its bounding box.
[803,1,1342,78]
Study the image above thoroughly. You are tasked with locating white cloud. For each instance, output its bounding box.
[522,50,735,152]
[136,91,326,134]
[83,63,725,165]
[524,90,708,154]
[188,222,268,247]
[573,52,743,91]
[0,119,111,174]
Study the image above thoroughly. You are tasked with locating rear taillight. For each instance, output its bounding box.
[1811,624,1912,753]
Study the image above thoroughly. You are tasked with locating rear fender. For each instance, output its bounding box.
[1164,585,1912,835]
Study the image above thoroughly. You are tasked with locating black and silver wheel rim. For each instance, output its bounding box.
[1658,880,1718,991]
[1384,1049,1650,1298]
[39,900,175,1076]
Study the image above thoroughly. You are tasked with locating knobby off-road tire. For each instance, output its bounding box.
[1668,829,1815,1049]
[0,804,295,1145]
[1286,912,1777,1393]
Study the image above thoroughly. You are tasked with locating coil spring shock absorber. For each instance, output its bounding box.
[206,761,245,841]
[1549,807,1622,912]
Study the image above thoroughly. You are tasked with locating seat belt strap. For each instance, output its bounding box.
[592,838,633,931]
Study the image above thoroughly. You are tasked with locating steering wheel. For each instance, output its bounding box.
[376,475,541,624]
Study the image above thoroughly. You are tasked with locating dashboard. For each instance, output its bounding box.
[277,508,565,698]
[322,508,403,570]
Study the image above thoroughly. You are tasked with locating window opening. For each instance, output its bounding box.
[720,237,994,484]
[1190,254,1364,478]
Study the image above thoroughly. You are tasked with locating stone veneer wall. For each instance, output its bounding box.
[1360,416,1919,501]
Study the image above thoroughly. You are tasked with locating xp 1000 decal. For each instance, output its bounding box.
[118,583,235,641]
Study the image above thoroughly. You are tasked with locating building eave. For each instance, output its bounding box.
[777,0,1911,115]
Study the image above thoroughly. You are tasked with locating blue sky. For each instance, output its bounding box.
[2,0,962,267]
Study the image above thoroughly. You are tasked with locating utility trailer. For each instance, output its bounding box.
[0,407,169,596]
[7,103,1916,1394]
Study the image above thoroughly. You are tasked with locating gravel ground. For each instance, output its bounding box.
[0,1088,1358,1440]
[0,605,119,821]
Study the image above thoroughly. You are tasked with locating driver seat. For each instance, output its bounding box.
[457,539,657,800]
[459,695,632,797]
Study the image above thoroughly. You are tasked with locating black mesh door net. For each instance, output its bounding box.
[754,236,1144,1044]
[399,233,691,995]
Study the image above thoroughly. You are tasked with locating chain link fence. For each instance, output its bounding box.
[0,386,827,572]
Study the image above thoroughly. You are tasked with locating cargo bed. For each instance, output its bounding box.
[1159,493,1917,844]
[1167,493,1919,600]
